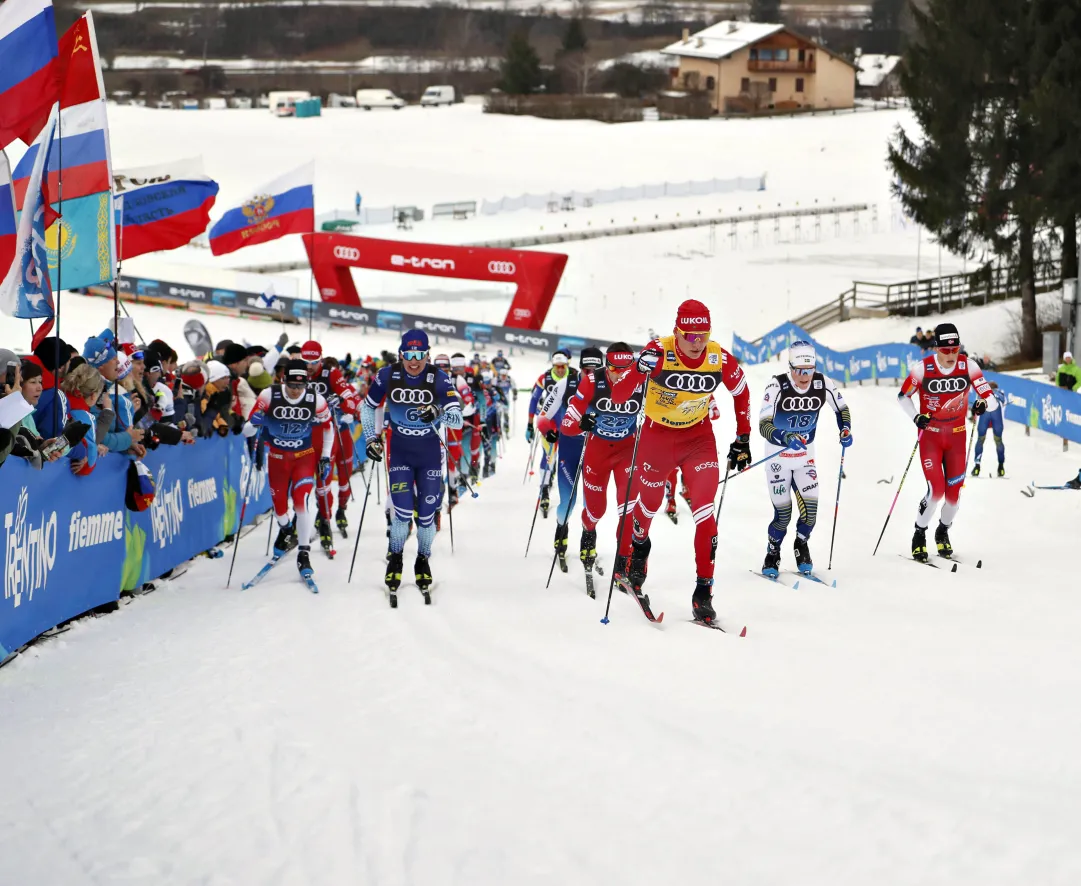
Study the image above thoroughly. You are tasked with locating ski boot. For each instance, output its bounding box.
[554,522,569,572]
[971,462,981,477]
[540,485,551,518]
[628,535,651,591]
[317,517,335,557]
[414,555,433,602]
[385,551,403,594]
[934,522,953,558]
[469,465,480,487]
[296,547,313,578]
[912,525,928,562]
[691,577,716,623]
[579,528,597,570]
[612,554,629,589]
[273,524,298,558]
[762,538,781,578]
[448,485,459,509]
[794,536,813,575]
[1068,470,1081,490]
[997,462,1005,478]
[680,484,691,507]
[335,507,349,538]
[665,495,678,523]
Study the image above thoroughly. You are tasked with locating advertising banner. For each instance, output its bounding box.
[982,371,1081,445]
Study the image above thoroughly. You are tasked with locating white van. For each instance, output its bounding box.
[355,88,406,110]
[420,85,455,107]
[268,90,311,117]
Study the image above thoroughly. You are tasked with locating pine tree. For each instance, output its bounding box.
[499,32,544,95]
[562,18,588,53]
[748,0,782,24]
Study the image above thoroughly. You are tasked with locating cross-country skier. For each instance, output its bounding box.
[898,322,999,561]
[611,300,752,623]
[301,340,361,550]
[360,330,463,597]
[492,349,512,372]
[536,347,604,565]
[561,342,644,572]
[244,359,334,581]
[449,353,481,487]
[758,340,852,577]
[970,381,1007,477]
[527,348,575,517]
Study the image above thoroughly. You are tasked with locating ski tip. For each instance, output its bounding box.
[950,563,958,573]
[831,579,837,588]
[739,625,747,637]
[655,612,664,623]
[792,580,800,590]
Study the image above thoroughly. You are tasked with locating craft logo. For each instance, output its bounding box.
[3,488,58,608]
[150,465,185,549]
[242,194,275,225]
[1042,394,1063,427]
[187,477,219,508]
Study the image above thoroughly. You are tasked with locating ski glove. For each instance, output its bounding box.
[578,412,597,433]
[727,434,751,471]
[972,397,988,416]
[914,413,932,430]
[636,344,663,375]
[545,428,559,445]
[319,457,332,483]
[526,423,535,443]
[366,437,384,461]
[417,403,442,424]
[783,433,808,452]
[839,428,853,448]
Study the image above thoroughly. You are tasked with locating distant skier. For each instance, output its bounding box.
[244,359,334,582]
[970,381,1007,477]
[527,348,576,518]
[757,340,852,577]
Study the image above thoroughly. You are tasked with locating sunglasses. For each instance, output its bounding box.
[402,350,429,362]
[676,328,710,344]
[606,359,633,370]
[791,367,814,376]
[938,346,960,355]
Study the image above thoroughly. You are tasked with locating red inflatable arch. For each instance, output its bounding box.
[303,233,568,330]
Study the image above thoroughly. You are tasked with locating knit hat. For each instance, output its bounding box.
[0,347,18,374]
[934,323,960,349]
[82,334,117,368]
[400,329,429,352]
[180,360,209,390]
[116,352,133,381]
[33,336,71,373]
[206,360,230,383]
[284,359,309,385]
[144,349,163,375]
[247,361,273,392]
[674,298,711,334]
[19,358,42,382]
[301,340,323,362]
[605,341,634,368]
[580,346,604,369]
[222,342,249,366]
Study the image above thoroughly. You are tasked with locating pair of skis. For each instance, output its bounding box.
[610,574,746,636]
[900,553,983,571]
[241,555,320,594]
[1020,481,1079,497]
[385,584,432,609]
[753,569,838,589]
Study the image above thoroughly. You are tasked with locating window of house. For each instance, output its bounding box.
[775,49,789,61]
[750,48,759,60]
[796,77,805,92]
[768,77,777,92]
[798,48,806,62]
[740,77,750,93]
[706,75,716,90]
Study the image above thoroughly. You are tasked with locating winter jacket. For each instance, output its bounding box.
[27,358,69,439]
[1056,361,1081,391]
[92,388,135,453]
[66,393,98,475]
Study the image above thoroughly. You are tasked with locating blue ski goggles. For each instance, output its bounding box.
[402,350,429,362]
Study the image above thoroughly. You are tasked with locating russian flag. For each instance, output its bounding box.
[1,151,15,280]
[209,161,314,256]
[12,101,110,209]
[114,158,219,259]
[0,0,59,151]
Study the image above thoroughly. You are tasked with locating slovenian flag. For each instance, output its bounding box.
[1,150,15,279]
[208,161,314,256]
[113,158,219,259]
[0,0,59,150]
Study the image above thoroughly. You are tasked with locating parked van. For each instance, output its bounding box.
[420,85,455,107]
[268,90,311,117]
[355,89,406,110]
[327,93,357,108]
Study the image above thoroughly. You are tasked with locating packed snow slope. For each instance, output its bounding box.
[2,347,1080,885]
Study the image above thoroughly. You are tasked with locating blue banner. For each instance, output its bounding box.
[980,371,1081,445]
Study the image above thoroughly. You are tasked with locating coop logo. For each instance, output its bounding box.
[595,397,640,415]
[150,465,184,550]
[780,396,820,411]
[68,509,123,552]
[328,307,370,323]
[390,388,434,405]
[504,332,550,347]
[390,254,456,271]
[417,320,457,334]
[187,477,219,508]
[271,406,312,421]
[3,488,58,608]
[925,377,968,395]
[1042,394,1063,427]
[662,373,717,393]
[488,260,516,275]
[333,245,361,261]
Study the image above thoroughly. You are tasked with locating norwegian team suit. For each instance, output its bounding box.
[307,360,361,517]
[759,372,850,545]
[898,353,998,528]
[535,369,586,524]
[361,363,462,557]
[561,369,644,531]
[612,337,751,579]
[246,384,333,546]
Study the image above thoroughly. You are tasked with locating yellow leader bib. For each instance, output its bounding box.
[643,336,725,428]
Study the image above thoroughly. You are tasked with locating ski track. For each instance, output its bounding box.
[3,364,1081,885]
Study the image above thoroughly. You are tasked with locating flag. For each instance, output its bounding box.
[11,12,114,290]
[0,105,58,348]
[1,150,16,280]
[0,0,59,150]
[209,161,314,256]
[113,158,219,259]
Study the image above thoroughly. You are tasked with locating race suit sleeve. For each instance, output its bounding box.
[824,376,853,430]
[328,367,361,416]
[243,388,272,436]
[360,367,390,441]
[968,362,999,411]
[314,394,334,457]
[611,339,664,400]
[721,350,752,436]
[898,362,925,421]
[758,377,785,445]
[528,374,546,420]
[561,371,596,436]
[536,376,567,435]
[437,374,464,430]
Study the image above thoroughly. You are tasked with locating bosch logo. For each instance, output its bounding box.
[271,406,311,420]
[925,377,968,394]
[595,398,640,415]
[661,373,718,393]
[333,246,360,261]
[780,396,821,411]
[390,255,456,271]
[489,261,516,275]
[390,388,434,405]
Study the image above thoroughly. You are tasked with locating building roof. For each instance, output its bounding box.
[660,20,784,61]
[596,50,670,71]
[856,53,902,87]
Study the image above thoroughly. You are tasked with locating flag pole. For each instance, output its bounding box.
[53,106,64,433]
[308,163,315,340]
[113,196,123,432]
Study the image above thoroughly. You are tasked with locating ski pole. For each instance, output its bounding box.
[436,434,478,498]
[525,437,558,556]
[227,456,259,588]
[523,431,539,484]
[445,469,455,554]
[827,449,845,570]
[713,463,732,524]
[347,454,378,583]
[545,435,588,589]
[716,451,775,486]
[872,431,924,556]
[963,412,976,480]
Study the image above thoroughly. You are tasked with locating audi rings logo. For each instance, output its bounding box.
[333,245,360,261]
[595,397,640,415]
[780,396,821,411]
[390,388,434,405]
[925,377,968,394]
[488,260,516,275]
[271,406,312,420]
[661,372,718,393]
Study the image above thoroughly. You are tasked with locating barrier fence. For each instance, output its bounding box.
[1,436,270,661]
[733,323,1081,445]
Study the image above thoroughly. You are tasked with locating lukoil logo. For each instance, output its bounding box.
[488,260,516,275]
[1042,394,1063,427]
[151,465,185,549]
[187,477,219,508]
[391,254,456,271]
[333,245,361,261]
[68,509,123,552]
[4,488,58,608]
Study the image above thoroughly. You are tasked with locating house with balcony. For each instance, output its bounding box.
[660,20,856,115]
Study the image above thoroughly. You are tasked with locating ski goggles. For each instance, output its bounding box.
[606,353,634,370]
[937,346,960,355]
[675,327,710,344]
[402,349,429,362]
[790,366,814,377]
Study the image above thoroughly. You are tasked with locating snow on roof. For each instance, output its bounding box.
[660,20,784,61]
[856,53,901,87]
[595,50,671,71]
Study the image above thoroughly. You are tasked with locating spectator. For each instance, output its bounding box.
[910,327,924,346]
[29,335,73,439]
[8,360,66,468]
[59,363,105,475]
[1055,351,1081,391]
[83,332,118,382]
[83,332,141,454]
[247,360,273,394]
[214,339,234,360]
[176,361,209,435]
[221,342,255,423]
[0,347,24,469]
[199,360,235,437]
